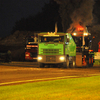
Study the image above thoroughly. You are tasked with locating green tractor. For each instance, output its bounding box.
[37,32,76,68]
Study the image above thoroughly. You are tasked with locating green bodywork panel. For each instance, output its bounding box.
[65,33,76,56]
[38,32,76,56]
[39,43,63,55]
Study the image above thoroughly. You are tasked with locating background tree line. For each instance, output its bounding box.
[11,0,100,52]
[12,0,100,33]
[11,0,63,34]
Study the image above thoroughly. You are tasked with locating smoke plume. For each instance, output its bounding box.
[54,0,95,33]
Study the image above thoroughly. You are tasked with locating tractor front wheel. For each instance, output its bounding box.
[38,63,44,68]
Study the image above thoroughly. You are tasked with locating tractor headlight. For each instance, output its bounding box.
[72,32,77,36]
[59,56,65,61]
[84,33,88,36]
[38,56,42,60]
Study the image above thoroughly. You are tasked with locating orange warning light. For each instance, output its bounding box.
[77,27,84,31]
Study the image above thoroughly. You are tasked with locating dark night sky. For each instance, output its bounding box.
[0,0,50,37]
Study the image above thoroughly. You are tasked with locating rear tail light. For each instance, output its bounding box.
[25,52,30,56]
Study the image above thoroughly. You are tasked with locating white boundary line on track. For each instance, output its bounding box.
[0,76,78,86]
[0,74,100,86]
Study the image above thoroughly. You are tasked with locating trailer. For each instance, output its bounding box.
[25,35,38,61]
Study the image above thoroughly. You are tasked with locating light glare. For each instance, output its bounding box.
[25,54,29,56]
[72,33,77,36]
[59,56,65,61]
[38,56,42,60]
[84,33,88,36]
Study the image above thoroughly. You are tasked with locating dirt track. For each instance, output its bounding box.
[0,62,100,86]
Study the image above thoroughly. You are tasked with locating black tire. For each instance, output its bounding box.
[63,57,69,68]
[66,57,69,68]
[70,60,76,68]
[70,57,76,68]
[39,63,44,68]
[88,57,93,67]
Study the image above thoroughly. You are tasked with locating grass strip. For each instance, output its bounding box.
[0,76,100,100]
